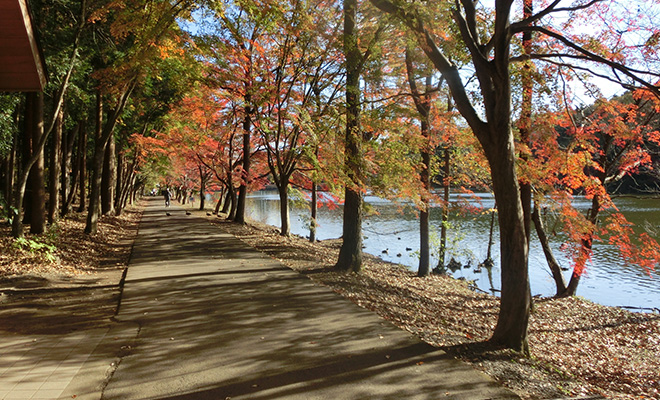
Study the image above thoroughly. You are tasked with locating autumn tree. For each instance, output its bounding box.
[254,0,343,236]
[530,92,660,297]
[370,0,660,351]
[83,0,196,234]
[334,0,387,272]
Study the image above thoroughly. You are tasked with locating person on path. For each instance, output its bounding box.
[164,188,172,207]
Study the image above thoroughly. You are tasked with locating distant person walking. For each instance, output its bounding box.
[164,188,172,207]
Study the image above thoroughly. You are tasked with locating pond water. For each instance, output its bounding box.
[246,190,660,311]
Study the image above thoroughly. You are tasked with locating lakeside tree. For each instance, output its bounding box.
[370,0,660,351]
[530,92,660,297]
[255,0,343,236]
[335,0,387,272]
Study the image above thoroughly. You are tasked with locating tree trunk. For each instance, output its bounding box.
[335,0,364,273]
[277,181,290,236]
[61,121,79,217]
[405,49,433,277]
[418,127,431,277]
[13,92,45,237]
[214,190,223,215]
[85,133,105,235]
[228,188,238,220]
[519,0,534,244]
[564,191,602,296]
[101,131,116,215]
[28,93,46,234]
[77,108,90,213]
[198,166,206,211]
[532,205,567,296]
[484,205,496,265]
[485,127,531,353]
[86,82,135,234]
[114,146,123,215]
[221,186,232,215]
[3,110,18,209]
[438,147,450,268]
[48,106,64,224]
[310,179,318,243]
[235,101,252,224]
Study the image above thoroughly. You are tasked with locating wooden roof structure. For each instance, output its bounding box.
[0,0,47,92]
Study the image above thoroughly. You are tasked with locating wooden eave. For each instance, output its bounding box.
[0,0,47,92]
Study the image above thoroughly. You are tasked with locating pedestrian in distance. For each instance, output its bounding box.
[164,188,172,207]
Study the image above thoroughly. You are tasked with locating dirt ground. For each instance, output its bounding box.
[0,207,141,335]
[205,213,660,400]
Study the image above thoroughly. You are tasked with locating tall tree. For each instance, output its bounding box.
[335,0,384,272]
[256,0,342,236]
[370,0,660,351]
[405,46,435,276]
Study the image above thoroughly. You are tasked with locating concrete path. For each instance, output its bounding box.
[5,197,520,399]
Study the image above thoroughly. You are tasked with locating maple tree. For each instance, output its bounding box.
[253,0,343,236]
[369,0,660,351]
[529,92,660,297]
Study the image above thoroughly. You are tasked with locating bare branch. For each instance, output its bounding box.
[521,26,660,96]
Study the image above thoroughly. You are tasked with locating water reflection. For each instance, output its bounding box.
[246,191,660,310]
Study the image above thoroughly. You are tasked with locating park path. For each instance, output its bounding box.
[3,197,519,399]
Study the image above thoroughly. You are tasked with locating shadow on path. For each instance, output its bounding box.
[99,197,518,400]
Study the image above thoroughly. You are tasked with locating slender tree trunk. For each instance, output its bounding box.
[519,0,534,244]
[1,155,8,206]
[3,111,18,208]
[61,121,79,216]
[77,109,91,213]
[48,106,64,224]
[310,178,318,243]
[405,49,433,277]
[118,165,134,211]
[438,147,450,268]
[114,146,123,215]
[13,92,45,237]
[418,124,431,276]
[564,191,602,296]
[336,0,364,273]
[222,191,232,215]
[101,131,116,215]
[198,166,206,211]
[22,96,34,225]
[86,82,134,234]
[28,93,46,234]
[235,100,252,223]
[277,180,290,236]
[85,134,105,234]
[228,188,238,220]
[214,190,223,215]
[484,205,496,265]
[532,205,567,295]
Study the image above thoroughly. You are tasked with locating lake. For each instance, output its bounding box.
[246,190,660,311]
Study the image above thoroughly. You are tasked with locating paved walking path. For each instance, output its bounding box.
[2,197,519,399]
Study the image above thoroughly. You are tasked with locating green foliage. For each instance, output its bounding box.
[0,93,20,157]
[12,237,58,264]
[0,192,17,224]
